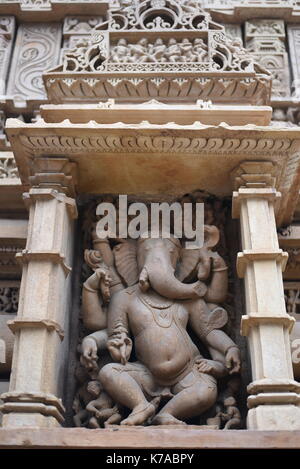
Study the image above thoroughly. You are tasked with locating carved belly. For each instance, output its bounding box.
[134,323,193,381]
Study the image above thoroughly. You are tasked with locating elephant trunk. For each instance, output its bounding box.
[140,249,206,300]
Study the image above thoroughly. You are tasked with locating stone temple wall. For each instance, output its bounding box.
[1,0,300,447]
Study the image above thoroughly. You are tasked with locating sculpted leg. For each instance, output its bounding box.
[99,363,155,426]
[153,373,217,425]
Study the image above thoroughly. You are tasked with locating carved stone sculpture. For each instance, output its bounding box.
[109,37,209,63]
[79,221,241,427]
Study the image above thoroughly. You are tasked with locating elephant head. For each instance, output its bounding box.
[113,226,220,300]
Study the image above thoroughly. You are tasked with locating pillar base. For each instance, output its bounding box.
[247,405,300,430]
[2,413,60,428]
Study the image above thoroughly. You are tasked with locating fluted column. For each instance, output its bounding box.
[232,161,300,430]
[0,158,77,427]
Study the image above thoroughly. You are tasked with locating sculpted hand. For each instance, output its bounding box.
[225,346,241,374]
[81,337,98,370]
[195,358,215,374]
[96,268,112,303]
[108,333,132,365]
[212,253,227,270]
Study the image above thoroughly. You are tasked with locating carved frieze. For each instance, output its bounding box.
[109,37,209,64]
[0,16,15,95]
[245,19,291,99]
[6,23,62,107]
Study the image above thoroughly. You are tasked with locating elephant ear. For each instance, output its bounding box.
[84,249,104,271]
[177,225,220,282]
[113,240,139,287]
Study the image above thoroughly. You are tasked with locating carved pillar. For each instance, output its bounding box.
[287,25,300,98]
[232,161,300,430]
[0,158,77,428]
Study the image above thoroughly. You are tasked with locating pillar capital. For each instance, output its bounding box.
[231,161,281,219]
[231,160,277,191]
[28,157,78,198]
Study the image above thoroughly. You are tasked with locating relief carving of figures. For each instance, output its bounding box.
[76,196,241,428]
[110,37,209,63]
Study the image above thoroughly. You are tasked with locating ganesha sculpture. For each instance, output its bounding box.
[78,225,241,427]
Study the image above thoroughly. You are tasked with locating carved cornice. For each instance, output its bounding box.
[6,118,300,226]
[44,75,271,106]
[17,132,298,156]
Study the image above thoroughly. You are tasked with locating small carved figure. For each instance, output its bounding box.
[151,38,167,62]
[86,380,122,428]
[110,38,129,63]
[180,38,197,62]
[130,38,149,63]
[73,367,94,427]
[164,38,182,62]
[218,396,241,429]
[193,38,208,62]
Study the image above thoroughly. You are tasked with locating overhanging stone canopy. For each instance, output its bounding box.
[6,117,300,226]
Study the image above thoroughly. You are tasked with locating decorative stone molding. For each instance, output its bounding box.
[0,16,15,95]
[44,75,271,105]
[6,23,62,109]
[245,19,291,100]
[0,153,18,179]
[40,101,272,126]
[14,123,297,156]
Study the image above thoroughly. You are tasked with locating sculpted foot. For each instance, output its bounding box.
[121,402,155,426]
[152,413,187,426]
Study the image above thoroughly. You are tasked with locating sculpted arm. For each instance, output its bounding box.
[82,267,111,331]
[81,329,108,370]
[107,291,132,365]
[188,301,241,374]
[204,253,228,304]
